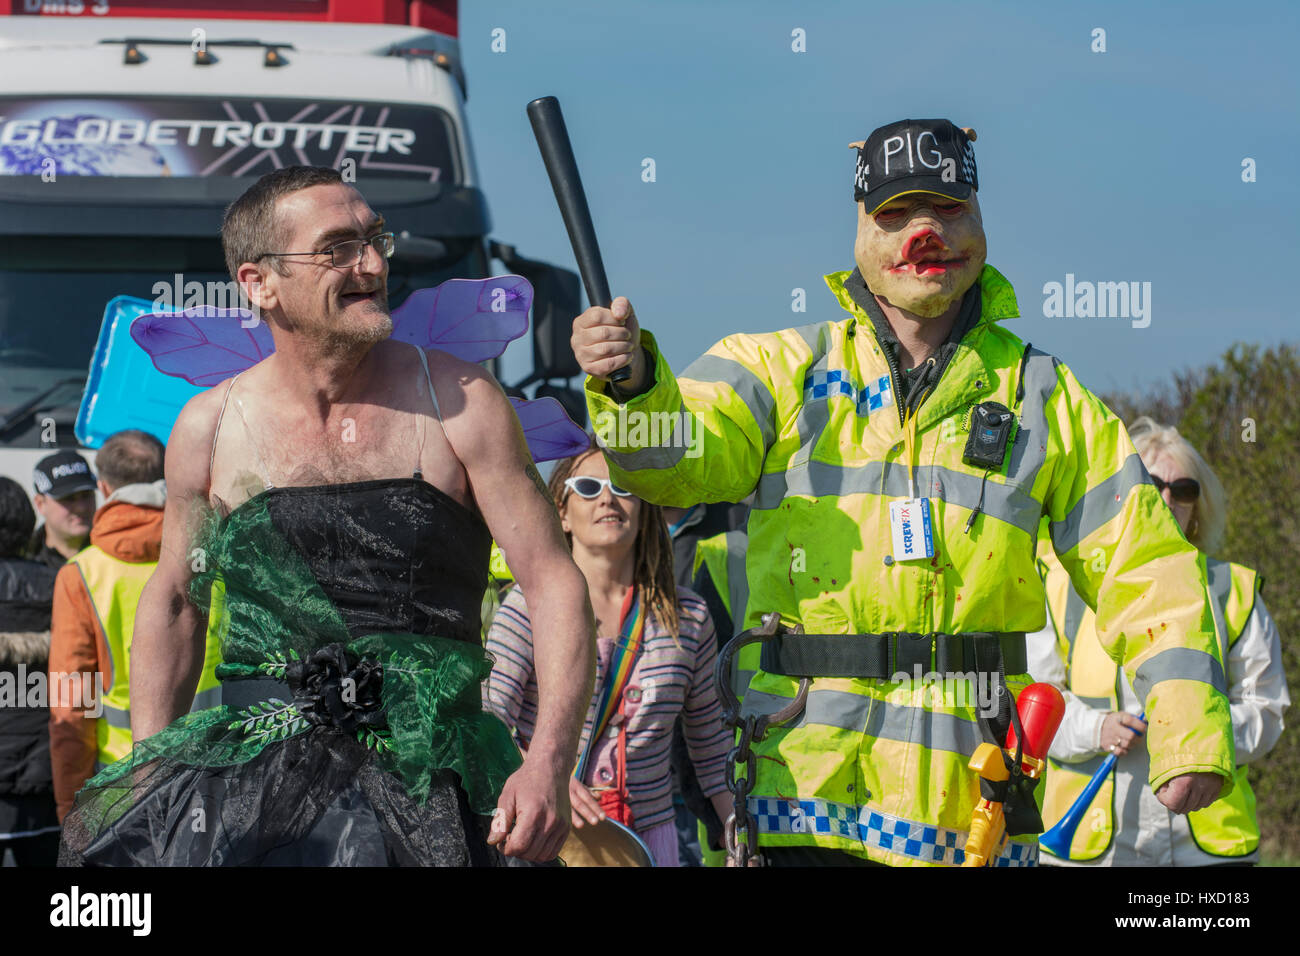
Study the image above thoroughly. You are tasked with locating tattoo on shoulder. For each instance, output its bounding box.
[525,463,556,511]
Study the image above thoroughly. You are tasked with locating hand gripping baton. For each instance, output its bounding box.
[526,96,631,384]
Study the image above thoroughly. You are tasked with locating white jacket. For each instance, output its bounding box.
[1027,595,1289,866]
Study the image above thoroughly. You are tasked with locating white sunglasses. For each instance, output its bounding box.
[564,476,633,499]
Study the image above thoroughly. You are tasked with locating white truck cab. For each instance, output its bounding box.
[0,2,582,501]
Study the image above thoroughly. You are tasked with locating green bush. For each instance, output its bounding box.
[1104,344,1300,860]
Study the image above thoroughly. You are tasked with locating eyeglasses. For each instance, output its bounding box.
[257,232,395,268]
[1151,475,1200,503]
[564,476,633,500]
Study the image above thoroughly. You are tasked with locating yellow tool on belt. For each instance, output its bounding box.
[963,682,1064,867]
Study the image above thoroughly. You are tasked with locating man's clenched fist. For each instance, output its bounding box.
[1155,771,1223,815]
[571,296,647,390]
[488,757,571,862]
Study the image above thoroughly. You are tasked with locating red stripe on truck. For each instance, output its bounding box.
[0,0,458,34]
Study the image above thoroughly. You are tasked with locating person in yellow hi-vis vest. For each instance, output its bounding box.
[1031,417,1289,866]
[571,117,1236,867]
[48,431,222,821]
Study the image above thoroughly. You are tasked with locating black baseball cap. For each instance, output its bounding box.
[853,118,978,214]
[32,450,97,499]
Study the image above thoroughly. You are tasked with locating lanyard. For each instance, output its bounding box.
[575,586,647,780]
[902,385,932,500]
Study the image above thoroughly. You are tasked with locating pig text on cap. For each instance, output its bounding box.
[853,118,978,214]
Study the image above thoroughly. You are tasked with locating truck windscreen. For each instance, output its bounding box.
[0,234,486,429]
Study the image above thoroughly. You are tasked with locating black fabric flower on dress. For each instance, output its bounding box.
[284,643,387,733]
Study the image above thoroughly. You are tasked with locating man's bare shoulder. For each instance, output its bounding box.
[420,347,528,470]
[166,379,235,499]
[422,347,513,420]
[423,346,501,388]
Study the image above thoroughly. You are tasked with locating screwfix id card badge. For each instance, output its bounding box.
[888,497,934,562]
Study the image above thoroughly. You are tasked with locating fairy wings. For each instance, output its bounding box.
[128,274,589,463]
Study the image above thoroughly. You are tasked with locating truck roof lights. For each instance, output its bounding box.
[102,37,297,69]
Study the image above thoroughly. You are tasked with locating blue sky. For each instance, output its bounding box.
[460,0,1299,401]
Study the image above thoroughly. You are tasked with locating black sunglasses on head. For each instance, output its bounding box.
[1151,475,1200,503]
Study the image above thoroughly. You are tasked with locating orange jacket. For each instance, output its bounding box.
[47,487,163,821]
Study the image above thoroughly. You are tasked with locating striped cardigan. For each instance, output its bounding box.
[485,583,730,833]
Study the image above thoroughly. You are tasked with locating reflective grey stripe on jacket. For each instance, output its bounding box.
[755,460,1040,534]
[1049,454,1151,553]
[100,705,131,730]
[740,686,987,758]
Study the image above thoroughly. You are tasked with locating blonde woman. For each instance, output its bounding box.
[1031,417,1290,865]
[484,442,733,866]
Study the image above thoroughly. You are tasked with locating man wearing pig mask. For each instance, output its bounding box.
[573,118,1234,867]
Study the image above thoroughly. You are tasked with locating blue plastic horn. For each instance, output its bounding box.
[1039,711,1144,859]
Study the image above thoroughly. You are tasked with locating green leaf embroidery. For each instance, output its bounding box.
[231,699,308,746]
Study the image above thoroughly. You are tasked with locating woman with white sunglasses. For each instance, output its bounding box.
[484,441,733,866]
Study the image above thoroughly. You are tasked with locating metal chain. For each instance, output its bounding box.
[714,613,812,867]
[723,714,762,866]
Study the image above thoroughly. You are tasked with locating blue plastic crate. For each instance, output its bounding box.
[75,295,203,450]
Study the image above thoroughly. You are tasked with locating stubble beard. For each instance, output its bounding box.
[318,293,394,353]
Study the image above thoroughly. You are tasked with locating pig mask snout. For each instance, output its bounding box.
[901,228,948,264]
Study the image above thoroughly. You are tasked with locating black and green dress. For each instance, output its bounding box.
[59,479,522,866]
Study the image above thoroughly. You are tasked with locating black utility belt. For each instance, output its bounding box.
[759,631,1026,680]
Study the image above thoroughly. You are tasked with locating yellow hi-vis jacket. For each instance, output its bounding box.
[1036,548,1277,862]
[70,546,222,767]
[585,264,1236,866]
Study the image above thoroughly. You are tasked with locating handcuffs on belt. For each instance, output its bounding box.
[713,613,810,868]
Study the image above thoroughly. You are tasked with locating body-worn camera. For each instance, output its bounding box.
[963,401,1016,471]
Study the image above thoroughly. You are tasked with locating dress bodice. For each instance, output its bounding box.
[260,479,489,644]
[200,478,490,662]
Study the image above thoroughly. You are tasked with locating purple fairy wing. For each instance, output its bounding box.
[389,275,532,362]
[129,306,272,387]
[124,278,585,463]
[510,397,590,463]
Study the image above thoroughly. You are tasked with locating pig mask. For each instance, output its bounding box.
[854,193,987,319]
